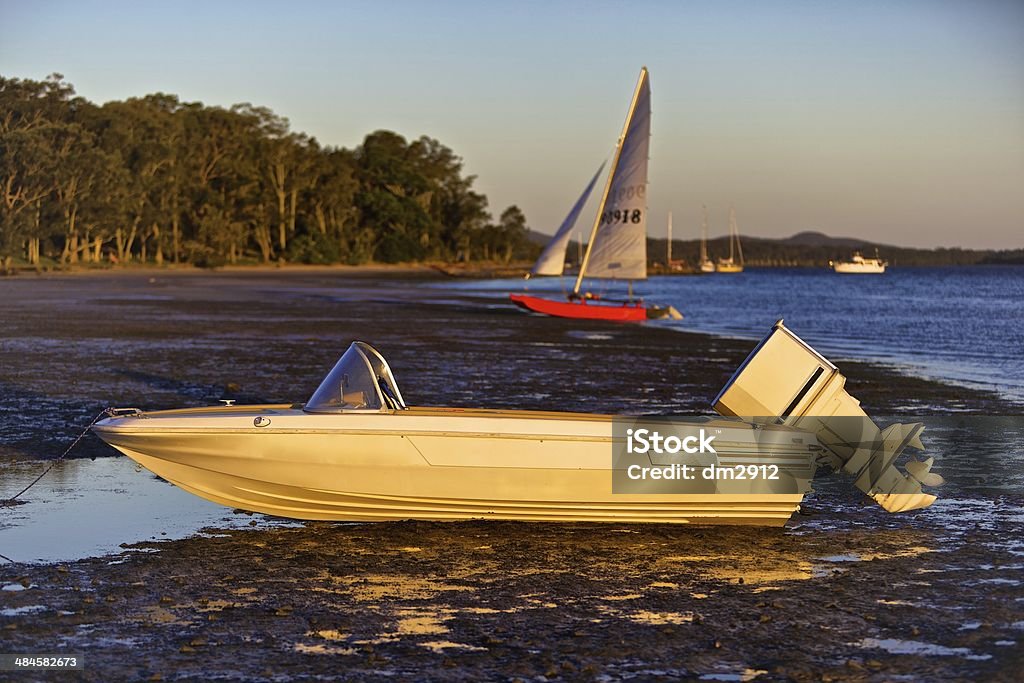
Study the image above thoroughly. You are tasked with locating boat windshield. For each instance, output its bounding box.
[304,342,407,413]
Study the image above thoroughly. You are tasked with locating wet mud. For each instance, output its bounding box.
[1,270,1021,681]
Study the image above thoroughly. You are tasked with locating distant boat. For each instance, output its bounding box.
[698,204,716,273]
[715,206,744,273]
[665,211,688,272]
[831,250,887,274]
[511,67,681,322]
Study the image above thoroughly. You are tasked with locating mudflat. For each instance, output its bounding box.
[1,270,1020,681]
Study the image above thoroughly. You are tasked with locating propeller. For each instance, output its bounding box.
[905,457,944,487]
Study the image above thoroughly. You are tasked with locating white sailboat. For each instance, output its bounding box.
[698,204,716,273]
[716,206,744,273]
[665,211,685,272]
[511,67,680,321]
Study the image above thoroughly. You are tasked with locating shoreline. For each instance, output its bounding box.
[4,260,1022,281]
[0,261,528,280]
[1,263,446,280]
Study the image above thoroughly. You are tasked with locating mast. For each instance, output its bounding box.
[728,208,734,262]
[574,67,648,296]
[730,206,743,265]
[700,204,709,262]
[667,211,672,263]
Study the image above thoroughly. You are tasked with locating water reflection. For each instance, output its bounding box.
[0,456,298,563]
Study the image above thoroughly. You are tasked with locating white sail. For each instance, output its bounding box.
[578,67,650,282]
[529,163,605,277]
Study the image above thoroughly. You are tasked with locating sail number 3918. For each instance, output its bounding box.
[600,209,642,225]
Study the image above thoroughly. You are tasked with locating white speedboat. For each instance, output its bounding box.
[831,250,887,273]
[93,323,941,526]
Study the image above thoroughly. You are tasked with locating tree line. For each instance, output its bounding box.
[0,74,537,270]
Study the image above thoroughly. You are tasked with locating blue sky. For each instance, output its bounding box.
[2,0,1022,248]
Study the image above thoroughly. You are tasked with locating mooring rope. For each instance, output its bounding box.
[0,407,114,507]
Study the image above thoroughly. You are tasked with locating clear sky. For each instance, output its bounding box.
[2,0,1022,248]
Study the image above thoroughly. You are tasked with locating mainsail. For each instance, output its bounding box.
[575,67,651,288]
[529,163,605,277]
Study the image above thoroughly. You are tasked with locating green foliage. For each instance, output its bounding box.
[286,231,341,265]
[0,74,521,266]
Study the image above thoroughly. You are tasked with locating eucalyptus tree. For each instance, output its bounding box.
[91,95,185,264]
[0,123,57,265]
[178,103,264,262]
[354,130,435,262]
[238,104,303,258]
[495,205,530,263]
[302,146,359,263]
[0,74,78,266]
[407,135,491,261]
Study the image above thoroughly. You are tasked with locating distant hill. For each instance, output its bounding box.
[777,231,873,248]
[526,230,553,247]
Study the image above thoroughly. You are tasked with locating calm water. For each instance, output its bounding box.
[440,266,1024,404]
[0,457,301,563]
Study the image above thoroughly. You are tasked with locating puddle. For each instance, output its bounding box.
[662,554,815,584]
[293,643,358,655]
[418,641,487,653]
[855,637,992,660]
[1,604,46,616]
[817,547,935,564]
[698,669,768,682]
[567,332,614,341]
[0,456,300,563]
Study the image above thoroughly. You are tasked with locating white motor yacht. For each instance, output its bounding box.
[831,251,887,273]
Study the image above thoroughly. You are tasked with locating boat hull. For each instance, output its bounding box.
[93,406,817,526]
[510,293,669,321]
[832,263,886,273]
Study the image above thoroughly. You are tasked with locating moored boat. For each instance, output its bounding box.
[92,323,942,526]
[715,206,744,273]
[698,204,716,273]
[831,250,887,273]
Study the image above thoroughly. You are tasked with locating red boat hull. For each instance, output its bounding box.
[510,293,651,322]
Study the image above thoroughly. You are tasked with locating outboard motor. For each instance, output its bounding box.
[713,320,942,513]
